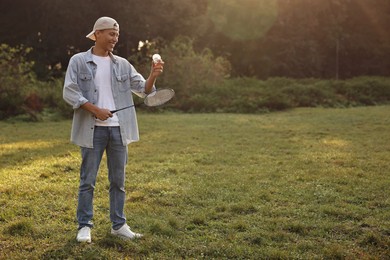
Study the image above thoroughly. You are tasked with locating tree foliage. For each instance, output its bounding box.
[206,0,278,41]
[0,45,33,118]
[0,0,389,79]
[199,0,390,78]
[128,36,232,111]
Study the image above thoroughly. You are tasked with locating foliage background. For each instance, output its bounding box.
[0,0,389,79]
[0,0,389,120]
[1,40,390,120]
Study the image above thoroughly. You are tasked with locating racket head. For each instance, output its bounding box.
[144,89,175,107]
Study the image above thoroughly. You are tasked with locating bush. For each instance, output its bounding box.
[125,38,389,114]
[161,45,231,98]
[0,44,38,119]
[1,41,390,120]
[0,43,71,121]
[129,36,231,111]
[259,92,293,111]
[173,76,390,113]
[280,83,335,107]
[36,78,73,119]
[335,76,390,106]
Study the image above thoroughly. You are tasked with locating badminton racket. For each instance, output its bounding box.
[110,88,175,113]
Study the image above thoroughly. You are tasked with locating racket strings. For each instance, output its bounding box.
[145,89,175,106]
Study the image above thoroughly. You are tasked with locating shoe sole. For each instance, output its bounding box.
[111,233,143,240]
[77,238,91,243]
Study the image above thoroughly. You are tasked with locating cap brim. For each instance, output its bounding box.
[86,31,96,41]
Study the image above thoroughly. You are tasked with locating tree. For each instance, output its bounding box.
[0,0,389,79]
[0,44,37,119]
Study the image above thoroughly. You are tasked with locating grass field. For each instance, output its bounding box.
[0,106,389,259]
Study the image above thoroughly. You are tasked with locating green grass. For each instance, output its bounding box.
[0,106,389,259]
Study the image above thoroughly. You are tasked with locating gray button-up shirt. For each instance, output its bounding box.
[63,48,155,148]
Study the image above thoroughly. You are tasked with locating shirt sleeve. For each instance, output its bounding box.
[63,57,89,109]
[129,63,156,98]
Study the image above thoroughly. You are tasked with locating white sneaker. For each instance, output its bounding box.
[111,224,143,240]
[76,227,91,243]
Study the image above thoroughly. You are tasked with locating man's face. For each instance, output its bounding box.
[95,29,119,52]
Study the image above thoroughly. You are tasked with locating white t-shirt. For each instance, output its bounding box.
[93,55,119,126]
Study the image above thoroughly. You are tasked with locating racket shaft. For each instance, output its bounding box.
[111,105,134,113]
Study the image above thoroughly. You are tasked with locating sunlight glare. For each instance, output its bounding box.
[207,0,278,41]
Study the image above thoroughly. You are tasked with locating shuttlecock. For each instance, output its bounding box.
[152,54,162,63]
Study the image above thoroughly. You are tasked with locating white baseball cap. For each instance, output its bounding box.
[86,17,119,41]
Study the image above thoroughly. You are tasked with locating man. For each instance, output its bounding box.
[63,16,164,243]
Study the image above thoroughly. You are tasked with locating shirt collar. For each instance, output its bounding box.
[86,47,118,64]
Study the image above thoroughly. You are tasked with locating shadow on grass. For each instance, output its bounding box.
[0,121,74,171]
[40,238,110,260]
[0,142,74,170]
[41,233,147,259]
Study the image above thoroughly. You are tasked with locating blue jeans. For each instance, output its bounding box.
[77,126,127,230]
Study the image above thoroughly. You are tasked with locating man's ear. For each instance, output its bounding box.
[94,30,102,40]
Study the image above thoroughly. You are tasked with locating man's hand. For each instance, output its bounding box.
[145,60,165,94]
[151,60,164,78]
[81,102,113,121]
[94,108,113,121]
